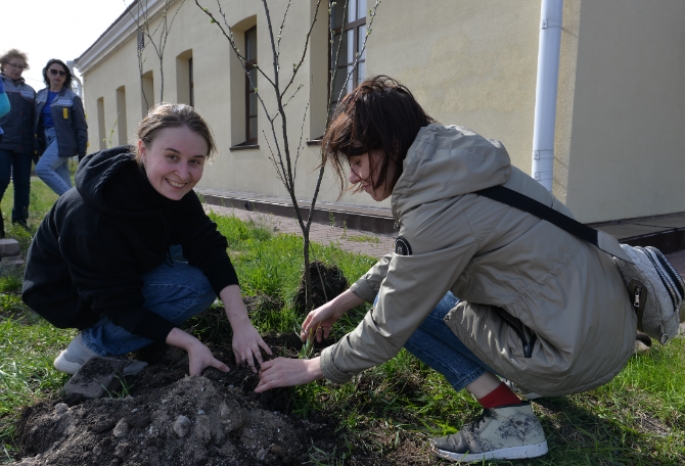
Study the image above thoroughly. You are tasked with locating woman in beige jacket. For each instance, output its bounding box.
[256,76,636,463]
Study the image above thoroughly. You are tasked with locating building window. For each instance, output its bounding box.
[331,0,366,106]
[141,70,154,117]
[176,50,193,106]
[116,86,128,146]
[245,26,258,144]
[188,57,194,107]
[97,97,106,150]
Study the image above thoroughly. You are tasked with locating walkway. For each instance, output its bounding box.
[205,204,394,259]
[205,204,685,279]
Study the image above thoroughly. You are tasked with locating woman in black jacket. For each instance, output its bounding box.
[23,103,271,376]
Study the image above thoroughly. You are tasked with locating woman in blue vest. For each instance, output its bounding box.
[0,49,35,236]
[34,59,88,195]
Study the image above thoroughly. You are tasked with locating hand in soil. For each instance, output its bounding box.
[301,289,364,342]
[254,356,324,392]
[187,340,230,376]
[231,321,273,373]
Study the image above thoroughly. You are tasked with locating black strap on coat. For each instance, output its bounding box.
[474,185,601,247]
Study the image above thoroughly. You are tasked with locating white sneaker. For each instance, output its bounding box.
[431,402,548,463]
[54,334,148,376]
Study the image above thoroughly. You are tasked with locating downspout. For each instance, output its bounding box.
[66,60,84,99]
[531,0,563,191]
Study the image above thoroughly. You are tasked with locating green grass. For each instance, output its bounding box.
[2,181,685,464]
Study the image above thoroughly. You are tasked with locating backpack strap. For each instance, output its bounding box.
[474,185,632,263]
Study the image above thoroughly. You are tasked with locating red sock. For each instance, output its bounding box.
[477,382,522,409]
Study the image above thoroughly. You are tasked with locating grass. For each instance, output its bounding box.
[2,179,685,464]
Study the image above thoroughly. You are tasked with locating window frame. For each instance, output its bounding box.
[330,0,367,107]
[244,26,258,145]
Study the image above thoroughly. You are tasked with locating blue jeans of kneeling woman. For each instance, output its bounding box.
[81,246,216,356]
[390,291,496,392]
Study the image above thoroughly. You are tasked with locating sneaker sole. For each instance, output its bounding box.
[434,441,548,462]
[53,350,87,375]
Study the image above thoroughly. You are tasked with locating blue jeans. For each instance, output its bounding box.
[397,291,495,391]
[0,149,32,222]
[35,127,72,195]
[81,246,217,356]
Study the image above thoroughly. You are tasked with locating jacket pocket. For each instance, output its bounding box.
[495,307,537,358]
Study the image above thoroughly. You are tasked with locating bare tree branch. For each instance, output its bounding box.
[281,0,323,97]
[294,101,310,181]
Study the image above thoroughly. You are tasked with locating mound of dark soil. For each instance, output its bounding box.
[294,261,349,313]
[9,303,435,465]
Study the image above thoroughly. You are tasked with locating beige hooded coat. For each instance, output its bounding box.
[320,124,636,396]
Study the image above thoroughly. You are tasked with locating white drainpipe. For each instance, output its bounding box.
[66,60,84,99]
[531,0,563,191]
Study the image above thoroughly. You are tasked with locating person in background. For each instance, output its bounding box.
[34,58,87,196]
[255,76,637,463]
[22,103,271,377]
[0,49,36,237]
[0,71,9,118]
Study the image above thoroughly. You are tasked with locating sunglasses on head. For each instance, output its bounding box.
[49,69,66,77]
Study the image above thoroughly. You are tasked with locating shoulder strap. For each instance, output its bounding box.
[474,185,632,263]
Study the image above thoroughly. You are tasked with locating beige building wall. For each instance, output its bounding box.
[76,0,685,223]
[563,0,685,222]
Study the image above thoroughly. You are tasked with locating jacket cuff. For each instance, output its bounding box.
[131,311,176,343]
[320,345,354,384]
[350,277,377,303]
[204,256,239,296]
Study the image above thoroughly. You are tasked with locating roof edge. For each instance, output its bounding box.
[74,0,175,73]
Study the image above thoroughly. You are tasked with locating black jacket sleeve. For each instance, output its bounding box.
[174,192,239,294]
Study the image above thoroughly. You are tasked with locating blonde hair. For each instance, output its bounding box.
[133,103,217,164]
[0,49,29,73]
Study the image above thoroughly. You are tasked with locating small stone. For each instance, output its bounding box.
[54,403,69,415]
[113,420,129,438]
[173,415,191,438]
[197,409,205,415]
[270,444,288,458]
[0,239,20,257]
[256,448,267,460]
[114,441,129,459]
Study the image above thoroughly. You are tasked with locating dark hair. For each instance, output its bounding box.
[322,75,434,196]
[42,59,72,89]
[0,49,29,73]
[134,103,217,162]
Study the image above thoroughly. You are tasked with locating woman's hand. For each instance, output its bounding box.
[219,285,273,373]
[231,321,272,372]
[166,327,229,376]
[300,289,365,342]
[254,356,323,393]
[186,339,230,376]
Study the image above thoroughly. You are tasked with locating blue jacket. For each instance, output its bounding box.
[0,75,35,154]
[35,87,88,159]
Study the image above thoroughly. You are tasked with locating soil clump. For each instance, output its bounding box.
[294,261,349,313]
[10,288,435,465]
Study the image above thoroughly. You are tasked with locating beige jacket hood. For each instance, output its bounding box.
[320,124,636,396]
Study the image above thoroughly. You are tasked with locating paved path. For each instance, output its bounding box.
[205,204,395,259]
[205,204,685,279]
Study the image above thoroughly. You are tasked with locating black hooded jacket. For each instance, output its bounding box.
[22,146,238,342]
